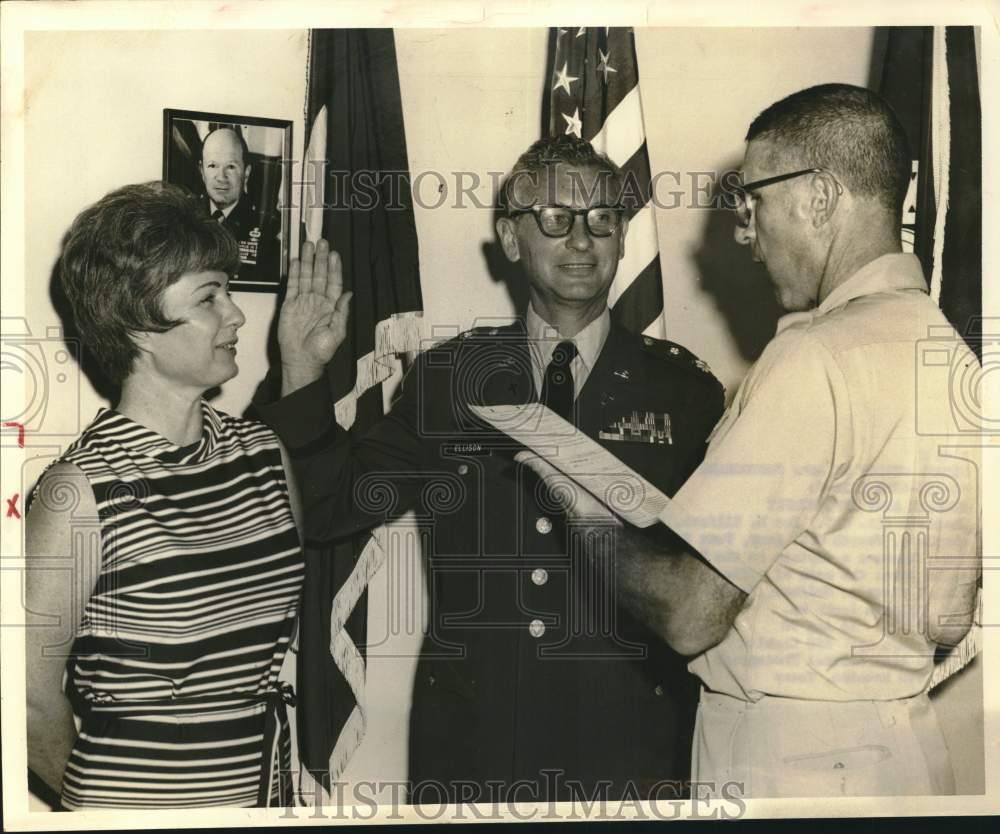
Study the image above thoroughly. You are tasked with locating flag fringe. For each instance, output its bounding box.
[335,312,426,429]
[295,706,367,806]
[928,587,982,690]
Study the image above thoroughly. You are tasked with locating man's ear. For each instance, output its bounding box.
[617,216,629,260]
[496,216,521,263]
[810,172,841,228]
[243,163,252,193]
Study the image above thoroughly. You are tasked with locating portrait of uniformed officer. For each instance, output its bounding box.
[199,126,280,284]
[256,135,725,802]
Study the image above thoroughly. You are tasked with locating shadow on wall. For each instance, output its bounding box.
[482,203,530,316]
[689,158,783,367]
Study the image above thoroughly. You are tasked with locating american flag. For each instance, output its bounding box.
[297,28,424,798]
[545,27,665,337]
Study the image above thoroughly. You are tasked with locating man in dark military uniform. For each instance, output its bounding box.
[200,126,280,285]
[256,136,724,802]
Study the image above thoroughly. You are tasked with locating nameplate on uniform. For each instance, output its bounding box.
[598,411,672,445]
[445,442,493,457]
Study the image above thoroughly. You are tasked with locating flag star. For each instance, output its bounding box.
[597,49,617,83]
[561,108,583,138]
[576,27,587,38]
[552,61,579,95]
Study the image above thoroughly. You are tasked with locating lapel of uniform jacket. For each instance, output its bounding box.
[576,320,647,438]
[476,321,538,406]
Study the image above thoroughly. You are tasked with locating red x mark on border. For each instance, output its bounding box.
[3,422,25,448]
[6,493,21,519]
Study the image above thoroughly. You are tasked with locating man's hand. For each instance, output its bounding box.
[514,451,622,527]
[517,450,744,656]
[278,239,353,395]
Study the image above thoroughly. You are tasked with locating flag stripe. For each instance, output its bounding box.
[609,259,663,335]
[618,141,654,220]
[589,85,644,169]
[610,202,658,306]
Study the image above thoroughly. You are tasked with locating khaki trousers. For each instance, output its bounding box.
[692,689,956,798]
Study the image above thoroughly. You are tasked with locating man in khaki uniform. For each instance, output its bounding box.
[521,83,980,798]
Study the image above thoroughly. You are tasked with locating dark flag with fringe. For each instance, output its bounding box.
[297,28,424,795]
[879,25,981,356]
[880,25,983,691]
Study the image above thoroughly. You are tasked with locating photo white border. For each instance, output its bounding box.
[1,0,996,828]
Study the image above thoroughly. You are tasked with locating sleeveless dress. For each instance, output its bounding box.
[41,403,304,809]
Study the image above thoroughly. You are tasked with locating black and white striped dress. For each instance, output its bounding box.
[44,403,304,809]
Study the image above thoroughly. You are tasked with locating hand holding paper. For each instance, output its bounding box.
[471,403,670,527]
[514,450,622,526]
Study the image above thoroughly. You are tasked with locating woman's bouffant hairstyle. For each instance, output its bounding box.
[59,181,240,384]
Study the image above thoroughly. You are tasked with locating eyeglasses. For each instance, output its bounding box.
[508,205,623,238]
[732,168,823,228]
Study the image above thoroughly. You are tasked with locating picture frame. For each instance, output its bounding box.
[163,108,292,292]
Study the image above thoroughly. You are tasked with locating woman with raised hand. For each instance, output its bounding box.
[25,182,346,809]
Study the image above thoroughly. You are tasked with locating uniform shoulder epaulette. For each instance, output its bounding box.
[458,323,523,340]
[640,335,718,380]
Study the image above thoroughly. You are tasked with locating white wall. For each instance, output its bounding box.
[19,24,981,800]
[22,26,876,452]
[24,29,308,428]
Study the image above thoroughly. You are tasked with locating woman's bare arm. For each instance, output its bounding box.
[25,462,101,797]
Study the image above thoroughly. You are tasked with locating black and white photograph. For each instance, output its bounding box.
[164,108,291,292]
[0,0,994,828]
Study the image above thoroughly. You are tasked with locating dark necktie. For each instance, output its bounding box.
[540,340,577,421]
[212,209,224,222]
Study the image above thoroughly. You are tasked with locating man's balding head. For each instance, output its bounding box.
[199,127,251,210]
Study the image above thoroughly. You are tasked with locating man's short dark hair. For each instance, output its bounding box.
[746,83,911,215]
[59,181,240,384]
[500,135,624,212]
[198,126,251,166]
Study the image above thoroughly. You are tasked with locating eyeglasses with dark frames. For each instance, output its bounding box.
[508,205,624,238]
[732,168,823,228]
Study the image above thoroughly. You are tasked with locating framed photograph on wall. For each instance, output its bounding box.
[163,109,292,292]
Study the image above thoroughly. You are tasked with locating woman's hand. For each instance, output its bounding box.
[277,239,353,395]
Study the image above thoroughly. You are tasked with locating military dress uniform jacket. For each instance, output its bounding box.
[207,196,280,284]
[256,319,724,801]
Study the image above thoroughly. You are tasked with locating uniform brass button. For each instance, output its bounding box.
[428,675,436,686]
[535,517,553,535]
[654,685,664,696]
[531,568,549,586]
[457,464,469,475]
[529,619,546,638]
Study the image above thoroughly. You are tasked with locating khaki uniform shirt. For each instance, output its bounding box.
[659,254,980,702]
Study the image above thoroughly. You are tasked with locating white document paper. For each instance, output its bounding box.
[470,403,670,527]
